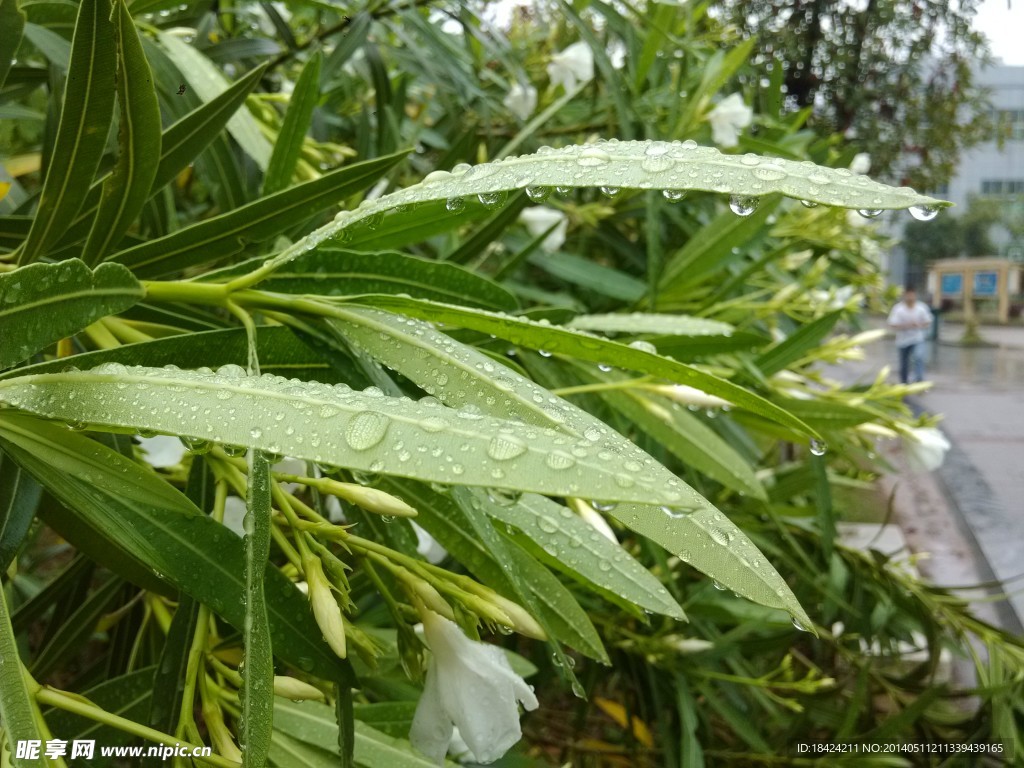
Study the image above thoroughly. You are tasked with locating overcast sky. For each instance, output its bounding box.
[975,0,1024,65]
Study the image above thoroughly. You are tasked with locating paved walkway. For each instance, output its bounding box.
[834,320,1024,632]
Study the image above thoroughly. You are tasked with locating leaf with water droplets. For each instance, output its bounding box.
[568,312,734,337]
[480,491,686,619]
[0,412,353,681]
[241,450,274,768]
[252,139,948,280]
[0,365,691,506]
[0,259,143,371]
[340,295,818,439]
[201,248,518,311]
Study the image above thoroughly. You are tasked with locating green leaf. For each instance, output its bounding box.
[753,310,844,376]
[253,140,947,284]
[80,0,161,265]
[271,699,453,768]
[156,30,272,169]
[658,198,780,294]
[527,250,647,302]
[0,583,46,768]
[338,296,817,439]
[110,151,409,277]
[326,308,808,625]
[769,397,876,430]
[0,365,691,506]
[0,259,143,370]
[44,667,156,755]
[242,451,274,768]
[480,492,685,619]
[22,22,69,68]
[17,0,116,264]
[0,0,25,90]
[204,249,518,311]
[568,312,735,336]
[0,413,353,683]
[587,380,767,499]
[0,326,343,384]
[263,51,322,195]
[0,448,41,572]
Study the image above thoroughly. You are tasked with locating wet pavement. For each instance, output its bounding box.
[845,321,1024,632]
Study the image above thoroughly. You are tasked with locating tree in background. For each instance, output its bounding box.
[714,0,995,190]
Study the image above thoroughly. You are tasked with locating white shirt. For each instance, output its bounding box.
[887,301,933,348]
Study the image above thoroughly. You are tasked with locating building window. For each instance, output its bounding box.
[995,109,1024,140]
[980,179,1024,195]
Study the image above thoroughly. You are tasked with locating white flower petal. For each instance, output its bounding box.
[707,93,753,149]
[849,153,871,175]
[138,435,186,468]
[903,427,951,472]
[412,612,538,765]
[547,41,593,92]
[504,83,537,121]
[413,522,448,564]
[222,496,247,538]
[519,206,567,251]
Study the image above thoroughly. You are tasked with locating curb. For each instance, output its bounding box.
[908,399,1024,635]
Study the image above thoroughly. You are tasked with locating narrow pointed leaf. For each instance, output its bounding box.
[204,249,518,311]
[110,152,408,277]
[0,413,353,682]
[481,492,686,619]
[0,0,25,90]
[0,449,41,571]
[80,0,161,265]
[263,51,321,195]
[753,310,843,376]
[242,451,274,768]
[0,260,143,370]
[0,583,46,766]
[338,296,817,439]
[156,30,272,169]
[0,366,693,506]
[253,140,948,281]
[17,0,116,264]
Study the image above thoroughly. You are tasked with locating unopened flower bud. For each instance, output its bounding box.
[202,700,243,762]
[273,676,325,702]
[304,555,347,659]
[408,578,455,620]
[650,384,730,410]
[486,594,547,640]
[321,480,418,518]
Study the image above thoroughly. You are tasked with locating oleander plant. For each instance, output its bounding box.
[1,0,1021,766]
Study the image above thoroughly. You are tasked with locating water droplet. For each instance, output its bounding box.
[729,195,759,216]
[712,580,727,591]
[179,436,211,454]
[660,505,688,519]
[589,500,616,512]
[223,444,247,458]
[486,435,528,461]
[792,617,811,632]
[525,186,551,202]
[555,185,573,196]
[545,451,576,470]
[477,191,507,208]
[662,189,686,202]
[570,680,586,698]
[857,208,882,218]
[345,412,390,451]
[597,362,612,372]
[445,197,465,213]
[538,349,552,358]
[600,186,621,198]
[486,488,522,507]
[909,204,939,221]
[628,339,658,354]
[577,146,611,167]
[809,438,827,456]
[799,199,818,208]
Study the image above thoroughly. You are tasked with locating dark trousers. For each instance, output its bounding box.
[898,343,925,384]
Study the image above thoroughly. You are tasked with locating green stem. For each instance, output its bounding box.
[35,688,240,768]
[143,280,229,305]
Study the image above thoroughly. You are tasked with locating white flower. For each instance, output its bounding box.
[849,153,871,175]
[504,83,537,121]
[519,206,568,251]
[607,39,627,70]
[413,522,448,564]
[547,41,594,92]
[653,384,730,410]
[903,427,951,472]
[411,611,539,764]
[706,93,753,148]
[137,435,186,468]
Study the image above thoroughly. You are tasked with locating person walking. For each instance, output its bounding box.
[887,287,934,384]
